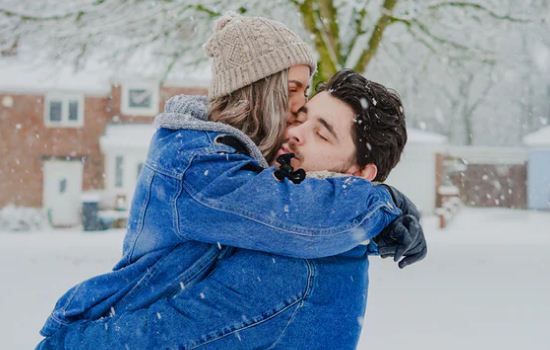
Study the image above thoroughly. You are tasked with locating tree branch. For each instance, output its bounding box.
[296,0,338,83]
[344,3,368,59]
[318,0,342,64]
[389,16,476,53]
[427,1,530,23]
[0,8,79,21]
[353,0,399,73]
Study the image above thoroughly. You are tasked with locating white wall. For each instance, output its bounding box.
[103,151,147,209]
[385,143,443,214]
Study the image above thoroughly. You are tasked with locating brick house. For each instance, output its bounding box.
[0,67,207,226]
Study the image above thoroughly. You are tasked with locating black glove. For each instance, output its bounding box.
[374,185,427,269]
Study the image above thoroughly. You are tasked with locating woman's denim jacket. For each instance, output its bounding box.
[38,95,401,346]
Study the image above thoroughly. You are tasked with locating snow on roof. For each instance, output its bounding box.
[0,51,212,95]
[447,146,528,164]
[407,128,448,144]
[100,123,156,151]
[0,57,113,95]
[523,126,550,146]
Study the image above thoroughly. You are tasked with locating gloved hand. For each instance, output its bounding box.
[374,185,427,268]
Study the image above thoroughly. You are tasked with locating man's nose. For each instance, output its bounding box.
[286,123,305,145]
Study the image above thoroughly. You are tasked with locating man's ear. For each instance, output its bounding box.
[348,163,378,181]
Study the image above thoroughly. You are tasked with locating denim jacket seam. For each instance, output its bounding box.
[127,165,155,263]
[146,161,184,180]
[173,175,186,239]
[53,281,86,326]
[118,245,196,308]
[203,130,215,144]
[266,259,316,349]
[186,297,303,350]
[48,312,71,326]
[169,246,222,292]
[186,260,313,350]
[121,246,220,308]
[182,182,394,238]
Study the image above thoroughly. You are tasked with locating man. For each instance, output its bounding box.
[37,70,425,350]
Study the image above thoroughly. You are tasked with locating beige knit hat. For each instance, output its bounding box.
[204,13,317,99]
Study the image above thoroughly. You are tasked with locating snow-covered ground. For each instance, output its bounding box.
[1,208,549,349]
[360,208,550,350]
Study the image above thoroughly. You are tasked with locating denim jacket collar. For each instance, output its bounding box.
[154,95,269,168]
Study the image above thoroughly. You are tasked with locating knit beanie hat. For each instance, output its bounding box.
[204,13,317,99]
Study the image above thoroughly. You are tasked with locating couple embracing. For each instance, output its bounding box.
[38,13,426,350]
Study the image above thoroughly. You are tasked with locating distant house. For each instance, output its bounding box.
[0,62,208,226]
[386,128,449,214]
[523,126,550,210]
[446,146,528,209]
[387,129,532,213]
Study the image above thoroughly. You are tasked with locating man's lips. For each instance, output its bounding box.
[276,145,291,157]
[276,145,302,169]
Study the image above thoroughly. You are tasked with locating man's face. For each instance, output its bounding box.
[276,91,359,173]
[287,65,310,121]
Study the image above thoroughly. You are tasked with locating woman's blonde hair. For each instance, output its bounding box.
[208,69,289,163]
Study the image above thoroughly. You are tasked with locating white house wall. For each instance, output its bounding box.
[103,151,147,209]
[386,144,442,214]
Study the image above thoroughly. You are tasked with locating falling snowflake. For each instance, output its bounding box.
[360,97,369,109]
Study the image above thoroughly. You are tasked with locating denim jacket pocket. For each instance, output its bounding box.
[174,252,315,349]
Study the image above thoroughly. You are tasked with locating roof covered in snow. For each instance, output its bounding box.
[407,128,448,145]
[100,123,156,151]
[0,54,211,95]
[523,126,550,146]
[0,57,113,95]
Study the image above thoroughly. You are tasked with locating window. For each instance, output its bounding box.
[115,156,124,188]
[44,94,84,127]
[121,82,159,116]
[59,178,67,194]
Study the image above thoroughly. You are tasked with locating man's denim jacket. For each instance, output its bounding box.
[39,95,401,340]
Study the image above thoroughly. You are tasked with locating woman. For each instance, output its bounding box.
[37,14,418,349]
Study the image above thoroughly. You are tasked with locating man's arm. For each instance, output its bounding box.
[168,150,401,259]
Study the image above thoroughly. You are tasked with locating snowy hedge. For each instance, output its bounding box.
[0,205,47,232]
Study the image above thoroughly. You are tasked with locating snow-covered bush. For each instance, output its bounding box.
[0,205,48,232]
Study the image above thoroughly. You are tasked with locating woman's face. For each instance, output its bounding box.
[287,64,310,122]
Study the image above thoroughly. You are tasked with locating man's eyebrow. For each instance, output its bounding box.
[318,117,338,141]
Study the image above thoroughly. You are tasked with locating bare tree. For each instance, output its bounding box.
[1,0,546,146]
[0,1,528,83]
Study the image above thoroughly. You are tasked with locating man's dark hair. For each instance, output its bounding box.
[318,69,407,181]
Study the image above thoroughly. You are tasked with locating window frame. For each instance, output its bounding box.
[121,82,159,116]
[44,93,85,128]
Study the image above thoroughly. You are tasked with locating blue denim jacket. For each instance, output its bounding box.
[38,96,400,347]
[39,246,375,350]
